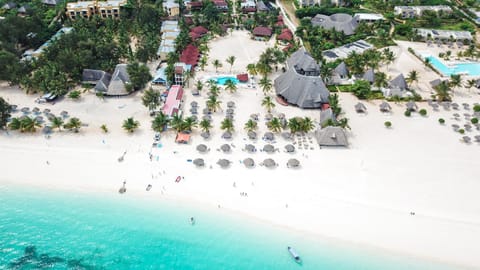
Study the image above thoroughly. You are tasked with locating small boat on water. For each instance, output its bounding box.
[175,176,181,183]
[190,217,195,225]
[146,184,152,191]
[287,246,301,263]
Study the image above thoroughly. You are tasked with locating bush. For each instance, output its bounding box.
[68,90,81,100]
[419,109,427,116]
[384,121,392,128]
[438,118,445,124]
[471,118,479,124]
[404,110,411,117]
[458,129,465,134]
[473,105,480,112]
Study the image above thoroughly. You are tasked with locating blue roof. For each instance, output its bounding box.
[153,68,167,83]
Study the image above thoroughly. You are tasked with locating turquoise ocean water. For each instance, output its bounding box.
[0,184,456,270]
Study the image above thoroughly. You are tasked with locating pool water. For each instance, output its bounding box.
[425,56,480,76]
[216,76,239,85]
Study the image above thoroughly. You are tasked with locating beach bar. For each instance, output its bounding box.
[162,85,184,117]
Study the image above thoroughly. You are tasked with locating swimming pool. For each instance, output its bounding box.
[425,56,480,76]
[216,76,239,85]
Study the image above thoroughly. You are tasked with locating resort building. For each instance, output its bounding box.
[277,28,293,44]
[383,73,408,98]
[152,67,167,85]
[415,28,473,42]
[164,0,180,17]
[161,20,179,33]
[315,126,348,147]
[187,1,203,11]
[173,62,192,86]
[299,0,320,8]
[81,64,131,96]
[1,2,16,10]
[252,26,272,40]
[353,13,384,23]
[41,0,62,6]
[241,0,256,13]
[180,44,200,67]
[322,40,373,62]
[21,27,73,61]
[66,0,127,20]
[311,13,358,36]
[82,69,112,92]
[394,5,452,19]
[213,0,228,11]
[162,85,184,117]
[190,26,208,40]
[330,62,349,85]
[157,39,176,60]
[274,48,330,109]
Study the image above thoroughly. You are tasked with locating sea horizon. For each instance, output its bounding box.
[0,182,463,270]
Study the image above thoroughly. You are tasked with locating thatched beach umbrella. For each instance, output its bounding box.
[406,101,418,111]
[432,103,439,110]
[281,132,292,140]
[355,102,367,113]
[227,101,235,108]
[285,144,295,153]
[243,158,255,168]
[451,124,460,130]
[451,103,459,110]
[278,113,285,119]
[217,159,231,168]
[42,108,50,114]
[196,144,208,153]
[226,108,234,115]
[10,104,18,112]
[225,115,234,120]
[42,126,52,134]
[222,131,232,139]
[474,135,480,142]
[263,158,276,168]
[202,115,212,121]
[464,124,472,131]
[250,114,259,121]
[203,108,211,115]
[379,102,391,113]
[245,144,256,153]
[32,107,40,114]
[193,158,205,167]
[60,111,69,118]
[263,132,274,141]
[462,136,471,143]
[462,103,470,110]
[201,131,211,139]
[221,144,231,153]
[265,113,273,121]
[248,131,257,140]
[442,102,451,110]
[21,107,30,113]
[35,116,44,123]
[190,107,198,114]
[191,101,198,107]
[263,144,275,153]
[287,158,300,168]
[464,113,471,118]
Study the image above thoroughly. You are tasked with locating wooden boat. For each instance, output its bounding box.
[175,176,181,183]
[287,246,301,263]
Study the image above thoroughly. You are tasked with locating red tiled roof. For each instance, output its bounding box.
[242,7,256,13]
[277,29,293,41]
[236,73,248,82]
[252,26,272,37]
[175,66,183,74]
[275,21,284,26]
[282,43,293,52]
[277,15,283,21]
[214,0,227,6]
[175,132,190,143]
[180,44,200,66]
[189,31,202,40]
[184,17,193,25]
[189,1,203,7]
[191,26,208,35]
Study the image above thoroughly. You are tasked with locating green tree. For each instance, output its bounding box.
[465,79,476,92]
[64,117,82,133]
[449,74,462,95]
[384,121,392,128]
[220,117,234,132]
[224,79,237,93]
[267,117,282,133]
[261,96,275,113]
[182,116,197,133]
[18,117,42,133]
[68,90,81,100]
[406,70,419,88]
[351,80,372,99]
[212,59,222,72]
[0,97,12,130]
[8,117,21,131]
[152,112,169,132]
[246,63,257,76]
[337,118,350,130]
[226,55,236,73]
[288,117,301,134]
[50,117,64,131]
[127,62,152,91]
[142,88,161,113]
[383,48,395,71]
[206,95,222,112]
[170,114,184,132]
[300,117,315,133]
[244,119,258,132]
[328,93,341,117]
[195,80,204,92]
[374,72,388,88]
[199,119,212,133]
[122,117,140,133]
[199,56,208,71]
[259,77,272,95]
[100,124,109,133]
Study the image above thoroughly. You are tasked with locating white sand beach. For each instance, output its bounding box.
[2,31,480,268]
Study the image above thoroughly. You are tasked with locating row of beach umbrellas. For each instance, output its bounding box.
[192,158,300,169]
[196,144,296,154]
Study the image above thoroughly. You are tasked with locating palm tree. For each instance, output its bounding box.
[246,63,257,76]
[64,117,82,133]
[170,114,184,132]
[449,74,462,94]
[100,124,108,133]
[199,119,212,133]
[8,117,21,131]
[209,84,220,96]
[220,117,234,132]
[20,117,42,133]
[434,81,452,102]
[206,95,222,112]
[424,57,431,70]
[374,72,388,88]
[51,116,64,131]
[142,88,161,113]
[244,119,258,132]
[287,117,301,134]
[226,55,236,73]
[212,59,222,72]
[337,118,350,130]
[195,80,204,92]
[328,93,341,117]
[182,116,197,133]
[382,48,395,71]
[465,79,476,92]
[406,70,419,88]
[199,56,208,71]
[267,117,282,133]
[261,96,275,113]
[256,62,271,77]
[300,117,315,133]
[259,77,272,95]
[152,112,169,132]
[122,117,140,133]
[224,79,237,93]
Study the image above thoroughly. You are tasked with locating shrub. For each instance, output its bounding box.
[68,90,81,100]
[458,129,465,134]
[419,109,427,116]
[404,110,411,117]
[471,118,479,124]
[438,118,445,124]
[473,105,480,112]
[384,121,392,128]
[100,124,108,133]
